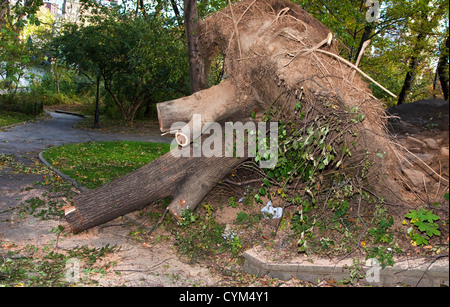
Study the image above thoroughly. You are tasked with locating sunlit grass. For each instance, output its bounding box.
[43,141,170,189]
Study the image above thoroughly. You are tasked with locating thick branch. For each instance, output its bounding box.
[157,80,255,146]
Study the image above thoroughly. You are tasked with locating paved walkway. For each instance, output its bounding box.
[0,112,171,156]
[0,113,220,287]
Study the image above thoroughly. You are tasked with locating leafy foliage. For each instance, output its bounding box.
[51,7,189,123]
[0,1,53,93]
[405,207,441,246]
[294,0,449,105]
[0,242,118,287]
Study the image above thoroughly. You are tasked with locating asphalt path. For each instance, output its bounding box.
[0,111,171,212]
[0,111,171,156]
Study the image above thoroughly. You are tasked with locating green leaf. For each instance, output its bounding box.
[259,187,266,196]
[411,233,428,246]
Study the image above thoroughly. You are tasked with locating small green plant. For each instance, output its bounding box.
[404,207,441,246]
[341,258,366,285]
[227,197,238,208]
[364,246,397,269]
[235,212,250,224]
[178,209,198,228]
[175,209,227,260]
[368,205,394,244]
[231,235,243,256]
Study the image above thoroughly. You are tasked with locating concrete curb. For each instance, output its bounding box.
[243,246,449,287]
[38,151,89,192]
[54,109,87,118]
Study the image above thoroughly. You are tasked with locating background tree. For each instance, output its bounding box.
[0,0,44,92]
[435,28,449,100]
[294,0,449,105]
[396,0,448,104]
[0,0,9,32]
[184,0,205,93]
[51,5,189,123]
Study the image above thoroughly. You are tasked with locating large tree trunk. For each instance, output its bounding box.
[184,0,207,93]
[156,80,257,146]
[437,34,449,101]
[65,149,244,232]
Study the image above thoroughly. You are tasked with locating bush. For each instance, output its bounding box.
[0,93,43,116]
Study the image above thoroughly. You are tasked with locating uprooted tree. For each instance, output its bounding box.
[65,0,435,233]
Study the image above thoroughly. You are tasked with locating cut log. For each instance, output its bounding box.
[157,81,237,133]
[65,147,244,232]
[157,80,256,146]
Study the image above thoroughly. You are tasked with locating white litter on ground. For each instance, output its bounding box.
[260,201,283,219]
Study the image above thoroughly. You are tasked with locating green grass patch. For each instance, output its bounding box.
[0,110,36,127]
[43,141,170,189]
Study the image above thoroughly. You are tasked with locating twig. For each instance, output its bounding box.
[222,178,263,186]
[274,203,293,238]
[270,7,290,26]
[289,47,397,99]
[350,39,371,82]
[237,0,257,25]
[312,52,336,94]
[148,207,169,236]
[228,0,242,58]
[423,173,429,203]
[315,49,397,98]
[280,31,305,44]
[228,0,257,55]
[114,257,174,274]
[284,32,333,67]
[415,253,449,287]
[434,161,442,198]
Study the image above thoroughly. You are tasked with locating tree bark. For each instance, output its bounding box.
[397,30,426,105]
[184,0,207,93]
[354,23,373,63]
[138,0,147,17]
[437,35,449,101]
[65,147,244,232]
[93,74,100,128]
[170,0,183,27]
[156,80,254,146]
[397,55,418,105]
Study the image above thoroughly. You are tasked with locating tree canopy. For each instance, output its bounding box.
[51,4,189,123]
[295,0,449,105]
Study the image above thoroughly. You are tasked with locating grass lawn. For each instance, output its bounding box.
[43,141,170,189]
[0,110,36,128]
